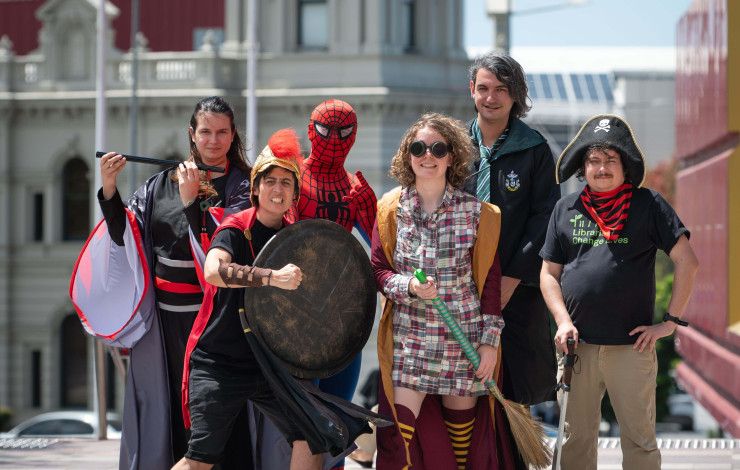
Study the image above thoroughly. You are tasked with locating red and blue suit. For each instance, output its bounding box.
[297,99,376,243]
[296,100,377,423]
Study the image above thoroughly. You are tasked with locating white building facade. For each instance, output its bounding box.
[0,0,472,422]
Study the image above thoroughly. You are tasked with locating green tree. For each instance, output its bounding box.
[653,272,678,421]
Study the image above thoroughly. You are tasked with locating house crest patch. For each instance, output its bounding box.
[504,170,520,192]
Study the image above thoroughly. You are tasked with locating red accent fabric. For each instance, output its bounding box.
[181,207,292,427]
[200,232,211,253]
[376,374,517,469]
[579,183,633,241]
[209,206,225,223]
[395,404,417,429]
[480,251,502,317]
[154,277,202,294]
[441,406,477,426]
[69,209,151,341]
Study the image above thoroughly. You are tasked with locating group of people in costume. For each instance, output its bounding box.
[70,51,697,470]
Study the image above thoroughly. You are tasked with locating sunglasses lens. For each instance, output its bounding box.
[431,142,448,158]
[409,141,425,157]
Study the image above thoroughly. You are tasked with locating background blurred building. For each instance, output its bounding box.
[673,0,740,438]
[502,46,677,194]
[0,0,470,422]
[0,0,687,427]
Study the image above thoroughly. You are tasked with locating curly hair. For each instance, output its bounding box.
[389,113,476,189]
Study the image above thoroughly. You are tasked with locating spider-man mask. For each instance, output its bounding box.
[308,99,357,164]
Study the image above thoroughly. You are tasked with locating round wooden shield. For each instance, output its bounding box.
[244,219,376,379]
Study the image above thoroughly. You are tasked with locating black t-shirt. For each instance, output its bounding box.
[190,219,279,371]
[540,188,689,345]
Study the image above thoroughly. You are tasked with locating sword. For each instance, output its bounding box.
[552,337,576,470]
[95,151,225,173]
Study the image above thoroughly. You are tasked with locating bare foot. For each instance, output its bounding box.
[349,449,374,468]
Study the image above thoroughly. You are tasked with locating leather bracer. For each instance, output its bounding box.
[218,259,272,287]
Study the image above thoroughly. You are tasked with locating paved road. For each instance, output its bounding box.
[2,437,739,469]
[3,309,737,469]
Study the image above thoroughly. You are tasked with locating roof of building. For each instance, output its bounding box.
[467,46,677,73]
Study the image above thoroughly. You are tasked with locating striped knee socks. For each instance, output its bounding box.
[443,406,476,470]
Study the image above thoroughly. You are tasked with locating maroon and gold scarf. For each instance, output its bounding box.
[580,183,633,241]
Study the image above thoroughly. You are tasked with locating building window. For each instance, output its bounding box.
[31,350,41,408]
[298,0,328,49]
[61,30,88,80]
[60,314,87,408]
[193,28,225,51]
[402,0,416,51]
[33,192,44,242]
[62,158,90,241]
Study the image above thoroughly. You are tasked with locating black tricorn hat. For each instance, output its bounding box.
[556,114,646,187]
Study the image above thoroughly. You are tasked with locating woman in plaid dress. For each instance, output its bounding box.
[371,113,517,469]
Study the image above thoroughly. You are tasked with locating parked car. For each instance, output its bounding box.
[665,393,694,431]
[0,411,121,439]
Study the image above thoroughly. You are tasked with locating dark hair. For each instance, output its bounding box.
[389,113,475,189]
[468,53,531,119]
[576,144,631,182]
[250,165,300,207]
[189,96,251,175]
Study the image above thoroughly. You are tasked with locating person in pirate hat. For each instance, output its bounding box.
[539,114,698,470]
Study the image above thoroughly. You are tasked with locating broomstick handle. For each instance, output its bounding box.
[95,151,226,173]
[413,269,498,391]
[414,269,552,467]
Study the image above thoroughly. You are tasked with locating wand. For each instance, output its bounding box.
[95,151,225,173]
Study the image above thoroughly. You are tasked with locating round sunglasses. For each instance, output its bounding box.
[409,140,450,158]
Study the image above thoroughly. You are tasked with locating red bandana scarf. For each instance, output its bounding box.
[580,183,633,241]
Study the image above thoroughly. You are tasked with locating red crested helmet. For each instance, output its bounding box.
[308,99,357,164]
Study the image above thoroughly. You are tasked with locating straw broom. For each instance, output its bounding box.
[414,269,552,469]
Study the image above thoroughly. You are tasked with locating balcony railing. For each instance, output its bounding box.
[0,49,245,93]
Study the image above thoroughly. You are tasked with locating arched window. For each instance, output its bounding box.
[62,157,90,241]
[61,29,88,80]
[60,314,88,407]
[59,314,117,409]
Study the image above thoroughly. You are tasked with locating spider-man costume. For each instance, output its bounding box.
[297,100,377,469]
[296,99,377,243]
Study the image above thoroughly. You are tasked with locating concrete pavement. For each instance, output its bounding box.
[2,437,739,469]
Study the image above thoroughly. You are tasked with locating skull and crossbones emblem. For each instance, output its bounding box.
[594,119,611,133]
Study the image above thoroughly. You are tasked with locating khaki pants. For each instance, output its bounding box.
[559,343,660,470]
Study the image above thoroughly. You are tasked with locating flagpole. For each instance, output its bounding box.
[93,0,108,441]
[245,0,257,164]
[128,0,140,196]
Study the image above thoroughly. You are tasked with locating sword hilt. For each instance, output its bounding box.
[560,338,576,389]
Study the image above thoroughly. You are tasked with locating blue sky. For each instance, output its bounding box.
[464,0,694,49]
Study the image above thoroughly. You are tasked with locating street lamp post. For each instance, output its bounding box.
[486,0,511,54]
[486,0,588,55]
